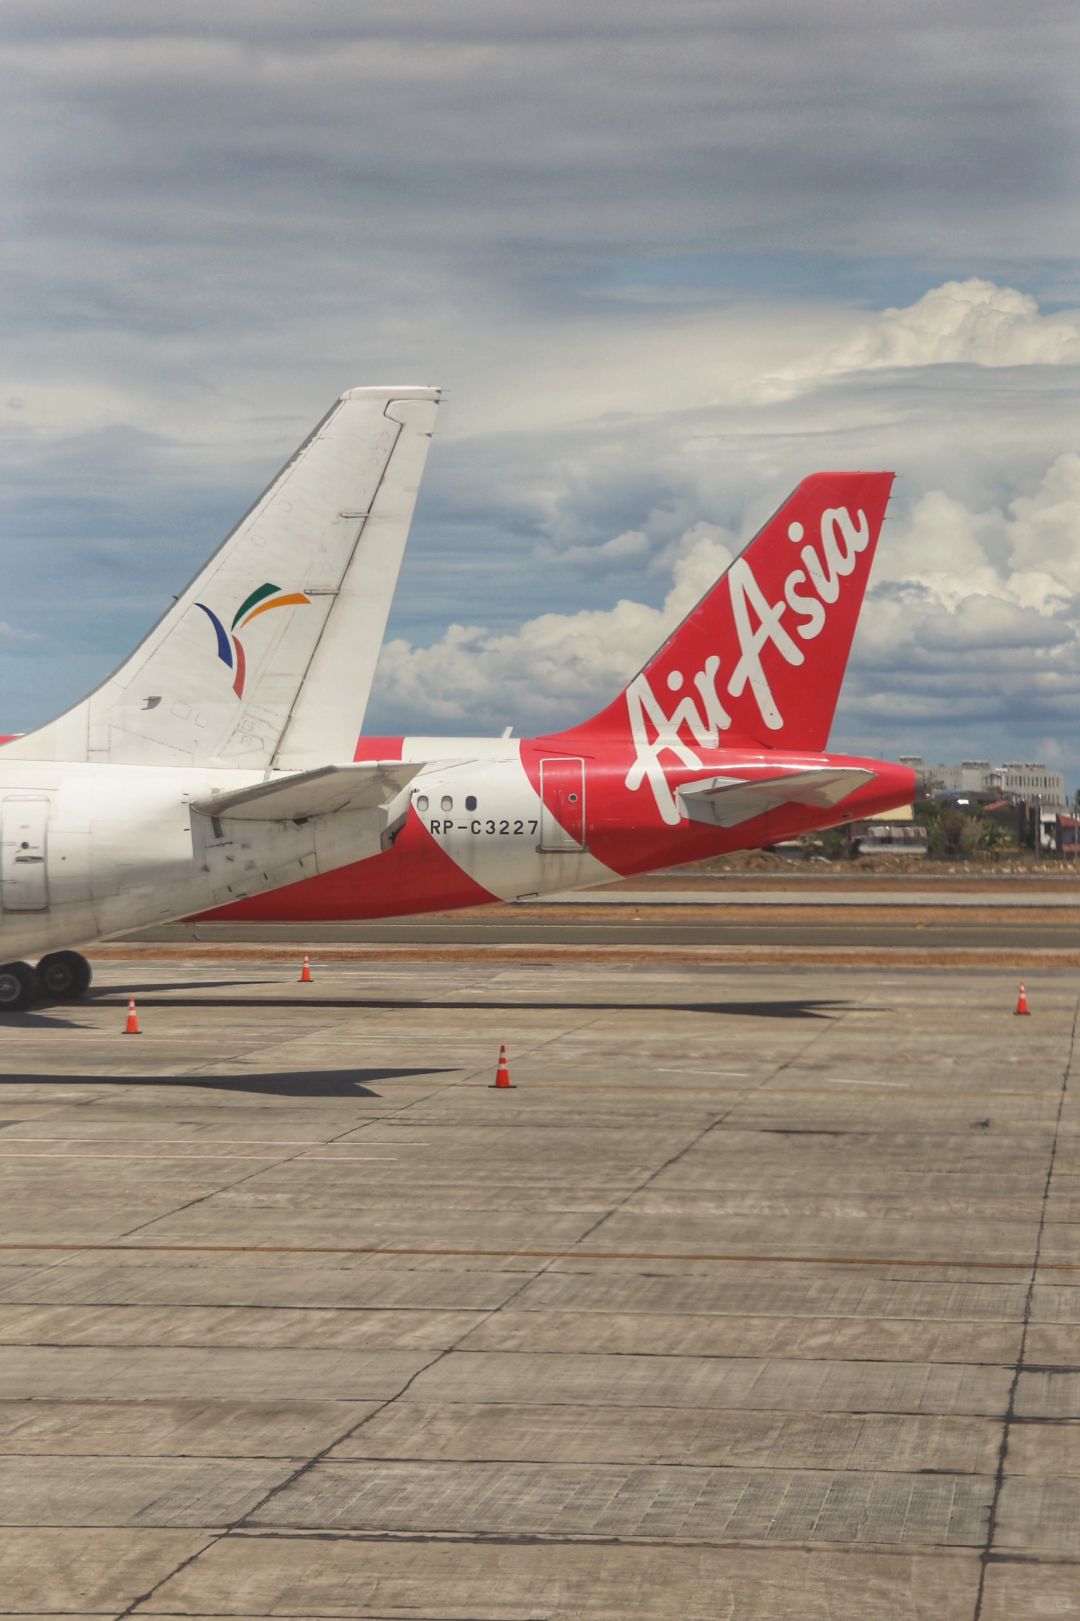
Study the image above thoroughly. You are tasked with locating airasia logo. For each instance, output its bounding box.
[625,505,871,824]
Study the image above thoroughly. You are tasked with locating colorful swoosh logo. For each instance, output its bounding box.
[196,583,311,698]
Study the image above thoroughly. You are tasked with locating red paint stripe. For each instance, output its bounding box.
[199,803,497,923]
[231,637,246,698]
[352,735,404,762]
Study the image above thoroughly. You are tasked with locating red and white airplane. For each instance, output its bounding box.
[0,386,912,1007]
[207,468,912,930]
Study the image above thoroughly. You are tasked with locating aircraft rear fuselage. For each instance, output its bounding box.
[202,735,914,924]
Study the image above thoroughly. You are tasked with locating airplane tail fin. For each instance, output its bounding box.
[570,471,894,754]
[4,386,440,769]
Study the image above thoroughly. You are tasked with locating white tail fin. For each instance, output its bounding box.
[5,386,440,767]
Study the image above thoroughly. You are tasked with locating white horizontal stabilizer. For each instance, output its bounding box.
[190,761,422,822]
[678,767,875,828]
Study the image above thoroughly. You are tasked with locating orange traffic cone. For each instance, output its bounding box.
[124,997,141,1035]
[1015,981,1031,1016]
[491,1042,515,1089]
[299,954,313,984]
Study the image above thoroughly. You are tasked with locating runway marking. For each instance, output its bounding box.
[0,1152,399,1163]
[658,1068,751,1077]
[1,1136,331,1146]
[0,1242,1069,1270]
[0,1137,431,1147]
[827,1078,904,1087]
[524,1080,1066,1100]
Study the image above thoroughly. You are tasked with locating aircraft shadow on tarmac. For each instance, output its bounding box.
[87,979,279,997]
[0,1066,457,1098]
[0,1011,95,1031]
[84,994,864,1020]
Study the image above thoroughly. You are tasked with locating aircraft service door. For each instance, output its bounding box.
[539,757,587,851]
[1,796,50,911]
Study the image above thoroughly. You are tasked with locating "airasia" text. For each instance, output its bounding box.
[624,505,870,823]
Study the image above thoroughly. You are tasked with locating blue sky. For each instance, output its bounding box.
[2,1,1079,775]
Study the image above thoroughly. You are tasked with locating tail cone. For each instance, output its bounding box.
[124,997,141,1035]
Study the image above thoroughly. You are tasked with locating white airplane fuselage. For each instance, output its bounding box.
[0,735,914,959]
[0,760,412,961]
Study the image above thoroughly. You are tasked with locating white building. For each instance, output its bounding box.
[904,757,1066,806]
[987,763,1066,804]
[933,760,993,794]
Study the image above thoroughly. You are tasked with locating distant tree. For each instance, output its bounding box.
[815,827,850,860]
[915,797,1010,859]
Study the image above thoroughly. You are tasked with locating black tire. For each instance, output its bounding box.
[0,961,41,1013]
[37,950,93,1000]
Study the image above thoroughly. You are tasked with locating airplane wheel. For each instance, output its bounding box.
[0,961,41,1013]
[37,950,93,1000]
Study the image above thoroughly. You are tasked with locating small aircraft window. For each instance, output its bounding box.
[441,794,453,811]
[466,795,477,811]
[568,793,579,803]
[416,793,429,812]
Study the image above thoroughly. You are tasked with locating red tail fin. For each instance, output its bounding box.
[573,471,893,753]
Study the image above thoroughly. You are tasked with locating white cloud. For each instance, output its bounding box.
[0,378,156,438]
[378,521,735,728]
[873,489,1004,601]
[830,280,1080,370]
[916,595,1072,652]
[558,529,651,572]
[1007,453,1080,588]
[755,280,1080,401]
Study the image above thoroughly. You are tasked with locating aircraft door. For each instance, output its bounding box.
[539,757,587,851]
[1,796,50,912]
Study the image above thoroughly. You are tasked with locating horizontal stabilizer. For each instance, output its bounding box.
[678,766,876,829]
[190,761,422,822]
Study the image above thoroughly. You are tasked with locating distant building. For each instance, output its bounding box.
[905,757,1066,807]
[988,763,1066,804]
[1059,813,1080,857]
[850,819,928,857]
[935,760,993,794]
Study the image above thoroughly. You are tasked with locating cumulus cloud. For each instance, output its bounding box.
[916,595,1072,652]
[831,457,1080,761]
[379,520,736,728]
[755,280,1080,400]
[557,530,651,572]
[1007,453,1080,588]
[854,281,1080,369]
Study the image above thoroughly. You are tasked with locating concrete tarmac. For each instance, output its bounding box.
[0,957,1077,1618]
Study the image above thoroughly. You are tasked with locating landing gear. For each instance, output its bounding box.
[37,950,93,1001]
[0,950,92,1012]
[0,961,41,1013]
